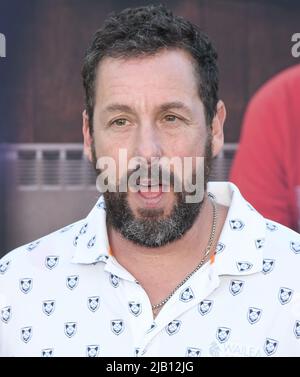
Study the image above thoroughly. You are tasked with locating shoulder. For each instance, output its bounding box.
[0,219,85,282]
[264,219,300,251]
[262,219,300,282]
[248,65,300,111]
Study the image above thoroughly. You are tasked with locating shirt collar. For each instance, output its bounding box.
[71,196,110,265]
[207,182,265,276]
[71,182,265,277]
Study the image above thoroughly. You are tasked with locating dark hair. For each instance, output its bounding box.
[82,4,219,133]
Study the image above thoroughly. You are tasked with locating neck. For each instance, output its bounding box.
[107,192,228,309]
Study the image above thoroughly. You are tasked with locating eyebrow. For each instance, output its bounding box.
[159,101,192,115]
[103,103,135,114]
[103,101,192,116]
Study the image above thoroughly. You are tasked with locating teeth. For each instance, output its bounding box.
[139,182,160,187]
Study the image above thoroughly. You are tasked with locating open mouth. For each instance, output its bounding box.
[136,181,165,203]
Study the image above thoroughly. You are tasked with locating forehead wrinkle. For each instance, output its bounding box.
[102,99,195,118]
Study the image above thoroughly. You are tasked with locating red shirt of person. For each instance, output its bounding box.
[230,65,300,232]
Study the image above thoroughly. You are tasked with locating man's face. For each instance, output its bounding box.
[83,48,224,247]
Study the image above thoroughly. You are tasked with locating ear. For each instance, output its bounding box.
[211,100,226,157]
[82,110,93,162]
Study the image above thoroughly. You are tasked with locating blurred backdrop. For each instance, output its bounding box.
[0,0,299,255]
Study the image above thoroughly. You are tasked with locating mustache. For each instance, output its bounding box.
[120,164,181,188]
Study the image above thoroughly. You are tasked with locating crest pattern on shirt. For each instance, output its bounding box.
[42,300,55,316]
[290,241,300,254]
[87,296,100,312]
[64,322,77,338]
[229,280,244,296]
[237,261,253,272]
[179,287,195,303]
[19,278,33,294]
[266,222,278,232]
[21,327,32,343]
[45,256,59,270]
[95,254,109,263]
[198,300,213,316]
[87,235,96,249]
[229,219,245,231]
[42,348,53,357]
[111,320,125,335]
[1,306,11,323]
[255,239,265,249]
[73,235,79,247]
[278,287,293,305]
[0,260,10,274]
[128,301,142,316]
[86,345,100,357]
[247,307,262,324]
[262,259,275,274]
[66,275,79,290]
[294,321,300,339]
[146,322,157,333]
[166,320,181,336]
[264,338,278,356]
[216,242,225,254]
[216,327,231,343]
[109,274,120,288]
[79,223,88,235]
[186,347,201,357]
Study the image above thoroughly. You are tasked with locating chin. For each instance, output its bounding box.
[128,191,175,218]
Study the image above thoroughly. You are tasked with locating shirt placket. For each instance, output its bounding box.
[135,262,221,356]
[103,257,158,355]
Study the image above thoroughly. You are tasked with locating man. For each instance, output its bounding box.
[1,5,300,357]
[230,65,300,232]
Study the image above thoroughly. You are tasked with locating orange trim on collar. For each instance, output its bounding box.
[210,252,216,265]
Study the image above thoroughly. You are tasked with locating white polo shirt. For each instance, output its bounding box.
[1,182,300,357]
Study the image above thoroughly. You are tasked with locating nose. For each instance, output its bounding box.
[134,121,162,161]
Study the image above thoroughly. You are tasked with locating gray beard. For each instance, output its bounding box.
[104,189,204,248]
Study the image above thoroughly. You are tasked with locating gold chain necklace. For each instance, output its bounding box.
[151,197,217,314]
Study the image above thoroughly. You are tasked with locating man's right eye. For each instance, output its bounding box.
[111,118,128,127]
